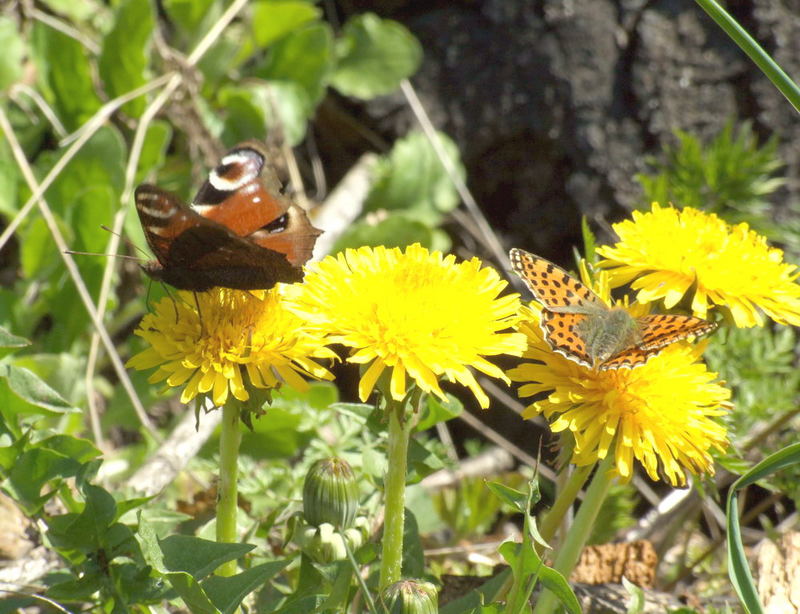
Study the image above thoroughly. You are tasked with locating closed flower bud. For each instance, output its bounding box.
[381,580,438,614]
[303,457,359,529]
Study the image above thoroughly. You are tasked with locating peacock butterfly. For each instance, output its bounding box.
[134,141,320,292]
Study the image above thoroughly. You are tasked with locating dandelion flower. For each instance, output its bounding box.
[285,244,526,408]
[127,287,334,406]
[596,203,800,328]
[508,302,730,486]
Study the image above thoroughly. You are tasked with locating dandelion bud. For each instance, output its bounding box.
[303,457,359,529]
[380,580,438,614]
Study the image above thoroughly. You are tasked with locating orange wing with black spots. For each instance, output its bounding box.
[540,310,594,367]
[509,248,601,310]
[636,314,718,351]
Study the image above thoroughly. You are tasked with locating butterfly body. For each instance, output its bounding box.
[135,141,320,292]
[509,248,717,370]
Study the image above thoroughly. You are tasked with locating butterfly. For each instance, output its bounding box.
[135,141,321,292]
[509,248,717,370]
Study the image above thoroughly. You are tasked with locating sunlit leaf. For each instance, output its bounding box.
[98,0,155,117]
[332,13,421,99]
[30,22,102,130]
[251,1,320,48]
[364,131,463,225]
[256,22,333,105]
[0,17,25,91]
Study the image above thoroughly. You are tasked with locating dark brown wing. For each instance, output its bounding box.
[135,184,300,291]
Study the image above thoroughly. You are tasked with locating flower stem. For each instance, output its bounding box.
[532,453,615,614]
[216,400,243,577]
[379,398,412,589]
[695,0,800,112]
[539,464,593,544]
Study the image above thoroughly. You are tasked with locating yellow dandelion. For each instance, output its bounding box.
[596,203,800,328]
[284,244,526,408]
[127,287,334,407]
[508,302,730,486]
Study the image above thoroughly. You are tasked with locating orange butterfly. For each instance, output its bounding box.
[509,248,717,370]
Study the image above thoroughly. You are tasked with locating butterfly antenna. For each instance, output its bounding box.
[64,249,144,261]
[100,224,151,259]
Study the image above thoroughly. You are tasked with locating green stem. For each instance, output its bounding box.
[216,400,243,577]
[379,398,412,589]
[695,0,800,112]
[532,453,615,614]
[539,464,593,544]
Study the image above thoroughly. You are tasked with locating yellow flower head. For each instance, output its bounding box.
[596,203,800,328]
[285,244,526,408]
[508,299,731,486]
[127,287,334,406]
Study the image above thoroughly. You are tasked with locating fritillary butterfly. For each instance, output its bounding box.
[509,248,717,370]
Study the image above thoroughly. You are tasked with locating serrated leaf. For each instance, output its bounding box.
[217,85,268,146]
[98,0,154,117]
[332,13,421,99]
[30,21,102,130]
[159,535,254,579]
[251,1,320,48]
[203,560,291,614]
[364,131,463,225]
[0,18,25,91]
[256,22,333,104]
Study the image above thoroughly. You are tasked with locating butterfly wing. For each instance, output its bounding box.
[540,311,594,368]
[191,141,320,267]
[599,314,717,371]
[135,184,302,291]
[636,314,718,351]
[509,248,602,310]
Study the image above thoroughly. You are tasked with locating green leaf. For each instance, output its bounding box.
[30,21,102,130]
[0,136,20,218]
[203,560,291,614]
[217,85,269,146]
[239,406,314,459]
[166,571,221,614]
[39,0,96,22]
[364,131,463,225]
[262,81,313,146]
[159,535,254,579]
[726,443,800,614]
[0,326,30,349]
[332,13,422,99]
[437,569,512,614]
[416,393,463,432]
[136,120,173,183]
[251,1,320,48]
[164,0,218,34]
[98,0,155,118]
[486,481,528,515]
[0,364,77,416]
[256,22,333,105]
[401,509,425,579]
[333,215,435,252]
[537,566,581,614]
[0,18,25,91]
